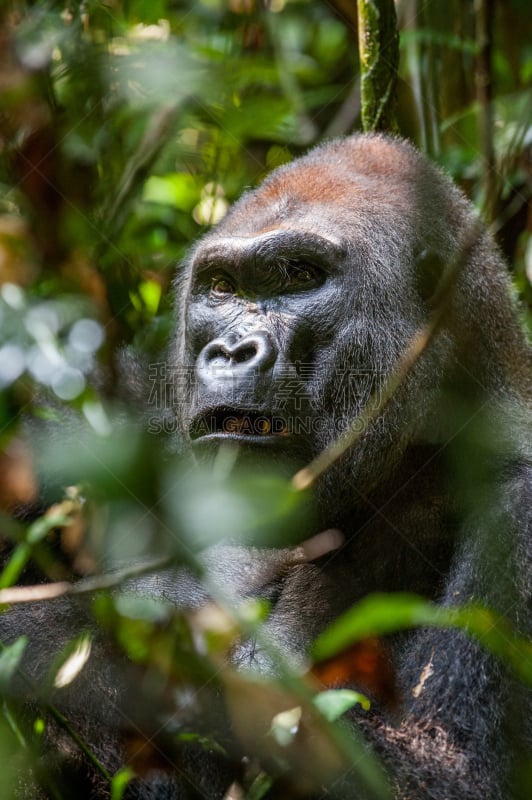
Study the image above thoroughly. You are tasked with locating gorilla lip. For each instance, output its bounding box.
[189,408,289,441]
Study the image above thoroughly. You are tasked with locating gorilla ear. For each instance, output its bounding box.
[414,248,446,307]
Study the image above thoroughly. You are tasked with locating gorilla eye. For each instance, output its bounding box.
[210,275,235,297]
[284,263,321,291]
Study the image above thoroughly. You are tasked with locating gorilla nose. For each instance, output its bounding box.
[196,330,277,386]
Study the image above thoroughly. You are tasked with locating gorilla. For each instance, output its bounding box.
[1,133,531,800]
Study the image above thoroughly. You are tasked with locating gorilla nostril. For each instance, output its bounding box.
[201,341,235,365]
[229,332,277,370]
[233,345,257,364]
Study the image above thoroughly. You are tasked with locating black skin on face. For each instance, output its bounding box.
[3,133,532,800]
[185,230,347,457]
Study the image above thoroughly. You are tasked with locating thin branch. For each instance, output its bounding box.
[0,530,348,606]
[0,554,175,605]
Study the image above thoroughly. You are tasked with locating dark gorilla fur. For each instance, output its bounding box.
[1,134,531,799]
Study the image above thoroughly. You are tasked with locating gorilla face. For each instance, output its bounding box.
[186,229,344,454]
[175,135,459,507]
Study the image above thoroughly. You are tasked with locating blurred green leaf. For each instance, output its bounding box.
[143,173,201,211]
[0,513,69,589]
[313,689,371,720]
[166,463,314,549]
[111,767,136,800]
[313,594,445,660]
[0,638,27,693]
[313,593,532,686]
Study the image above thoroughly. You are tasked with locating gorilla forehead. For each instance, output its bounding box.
[211,134,459,238]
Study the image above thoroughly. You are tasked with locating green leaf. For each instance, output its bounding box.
[111,767,136,800]
[245,771,274,800]
[312,593,447,661]
[168,462,313,549]
[312,594,532,687]
[0,512,69,590]
[0,637,27,692]
[114,593,174,624]
[313,689,371,721]
[452,605,532,686]
[143,173,201,211]
[138,280,162,315]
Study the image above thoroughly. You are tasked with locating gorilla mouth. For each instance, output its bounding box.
[189,408,289,441]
